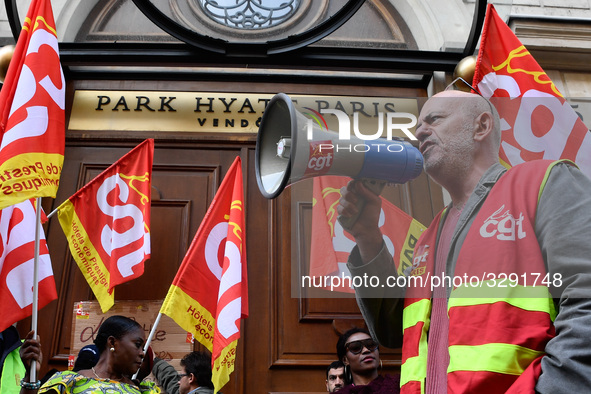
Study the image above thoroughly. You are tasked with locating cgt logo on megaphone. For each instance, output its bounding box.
[302,107,418,152]
[305,141,334,176]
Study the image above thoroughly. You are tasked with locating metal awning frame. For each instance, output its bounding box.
[4,0,487,88]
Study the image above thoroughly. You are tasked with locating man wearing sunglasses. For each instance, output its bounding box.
[339,87,591,393]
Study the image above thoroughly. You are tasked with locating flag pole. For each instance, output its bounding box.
[46,206,58,220]
[30,197,42,383]
[132,312,163,381]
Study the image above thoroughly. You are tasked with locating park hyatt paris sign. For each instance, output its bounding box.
[68,91,420,138]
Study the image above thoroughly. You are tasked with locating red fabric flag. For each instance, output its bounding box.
[56,139,153,312]
[0,0,65,209]
[160,156,248,392]
[0,198,56,332]
[473,4,591,175]
[309,176,425,293]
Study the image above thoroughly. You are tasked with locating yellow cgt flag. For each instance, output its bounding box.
[0,0,65,209]
[161,156,248,392]
[57,139,153,312]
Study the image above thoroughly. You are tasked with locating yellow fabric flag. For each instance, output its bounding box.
[57,139,153,312]
[161,157,247,392]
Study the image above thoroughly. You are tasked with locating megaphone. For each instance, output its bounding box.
[255,93,423,228]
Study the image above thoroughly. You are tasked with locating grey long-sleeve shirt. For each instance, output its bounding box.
[347,161,591,392]
[152,358,179,394]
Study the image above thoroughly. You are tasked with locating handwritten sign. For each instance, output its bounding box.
[71,300,193,371]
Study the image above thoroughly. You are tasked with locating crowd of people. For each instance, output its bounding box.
[4,318,395,394]
[1,316,218,394]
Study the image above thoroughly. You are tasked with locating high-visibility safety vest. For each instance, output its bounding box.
[400,160,568,394]
[0,345,25,394]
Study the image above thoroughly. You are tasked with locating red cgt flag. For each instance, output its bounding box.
[56,139,153,312]
[473,4,591,175]
[309,176,425,293]
[0,0,65,209]
[160,156,248,392]
[0,198,56,332]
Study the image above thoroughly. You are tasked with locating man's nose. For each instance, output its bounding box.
[415,124,430,142]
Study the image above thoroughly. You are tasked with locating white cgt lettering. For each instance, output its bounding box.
[26,29,65,111]
[479,205,526,241]
[96,174,148,278]
[514,90,578,160]
[1,201,53,308]
[1,29,64,153]
[477,71,591,174]
[204,222,242,339]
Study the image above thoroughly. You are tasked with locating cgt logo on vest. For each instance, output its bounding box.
[406,244,429,277]
[479,205,526,241]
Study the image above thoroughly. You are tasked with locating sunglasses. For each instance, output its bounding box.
[444,77,495,114]
[178,373,189,379]
[345,338,379,355]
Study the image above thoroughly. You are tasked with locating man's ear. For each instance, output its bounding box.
[188,372,196,385]
[473,111,494,142]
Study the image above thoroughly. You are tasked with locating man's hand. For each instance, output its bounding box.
[338,180,384,264]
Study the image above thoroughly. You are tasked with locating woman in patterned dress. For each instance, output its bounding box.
[38,315,159,394]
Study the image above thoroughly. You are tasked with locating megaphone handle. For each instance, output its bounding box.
[337,179,386,231]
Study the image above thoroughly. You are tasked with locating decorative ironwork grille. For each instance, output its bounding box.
[197,0,301,29]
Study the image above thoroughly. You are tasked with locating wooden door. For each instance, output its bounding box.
[16,79,444,393]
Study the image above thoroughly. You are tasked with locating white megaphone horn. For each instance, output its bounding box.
[255,93,423,229]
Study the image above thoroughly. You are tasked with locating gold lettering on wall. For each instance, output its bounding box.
[69,90,419,139]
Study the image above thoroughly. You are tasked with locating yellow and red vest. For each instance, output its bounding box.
[400,160,568,393]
